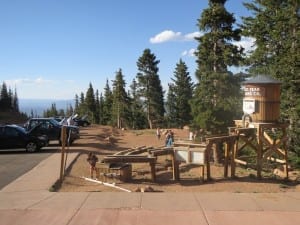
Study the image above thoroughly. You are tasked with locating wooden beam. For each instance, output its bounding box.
[149,147,173,157]
[234,158,248,166]
[266,157,285,164]
[126,146,153,155]
[103,156,156,163]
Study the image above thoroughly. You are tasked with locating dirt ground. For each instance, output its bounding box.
[58,125,300,193]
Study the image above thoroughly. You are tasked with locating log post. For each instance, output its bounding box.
[257,125,263,179]
[150,162,156,182]
[205,143,212,180]
[171,151,179,181]
[59,126,67,182]
[283,126,289,179]
[224,142,229,178]
[231,139,238,177]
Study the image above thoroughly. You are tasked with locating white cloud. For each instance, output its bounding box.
[183,31,202,40]
[182,48,196,57]
[233,37,256,54]
[34,77,54,84]
[150,30,182,43]
[5,77,54,86]
[150,30,203,44]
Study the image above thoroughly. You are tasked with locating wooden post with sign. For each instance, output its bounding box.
[59,126,67,182]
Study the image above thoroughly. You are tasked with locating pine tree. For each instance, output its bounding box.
[85,82,96,122]
[111,69,129,128]
[102,79,113,125]
[78,92,87,116]
[136,48,165,129]
[43,103,58,117]
[94,89,100,124]
[165,83,177,128]
[13,88,19,112]
[167,59,194,128]
[242,0,300,160]
[99,93,104,125]
[0,82,11,111]
[65,104,73,117]
[129,79,147,129]
[74,94,79,113]
[191,0,244,134]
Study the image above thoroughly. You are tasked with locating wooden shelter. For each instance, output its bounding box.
[242,74,281,123]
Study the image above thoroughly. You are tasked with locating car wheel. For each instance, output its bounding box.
[26,142,38,153]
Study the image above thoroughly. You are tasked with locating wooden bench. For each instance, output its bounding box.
[102,155,157,182]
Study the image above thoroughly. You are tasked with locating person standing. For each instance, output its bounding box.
[156,127,161,140]
[87,152,98,179]
[165,130,174,147]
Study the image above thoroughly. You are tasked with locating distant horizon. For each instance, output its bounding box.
[19,98,74,101]
[19,98,75,116]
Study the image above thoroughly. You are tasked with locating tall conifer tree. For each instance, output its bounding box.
[242,0,300,158]
[112,69,129,128]
[85,82,96,122]
[168,59,193,128]
[191,0,243,133]
[102,79,113,125]
[165,83,177,128]
[136,48,165,129]
[129,79,147,129]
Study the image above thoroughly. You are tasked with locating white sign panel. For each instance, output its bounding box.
[243,99,255,114]
[191,151,205,164]
[175,150,188,162]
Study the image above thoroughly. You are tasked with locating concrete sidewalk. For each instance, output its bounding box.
[1,153,300,225]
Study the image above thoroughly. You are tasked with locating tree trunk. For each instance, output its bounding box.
[147,113,152,129]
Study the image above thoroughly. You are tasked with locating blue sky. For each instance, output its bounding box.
[0,0,254,99]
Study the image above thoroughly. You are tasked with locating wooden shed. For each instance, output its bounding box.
[242,75,281,122]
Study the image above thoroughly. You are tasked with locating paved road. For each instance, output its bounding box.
[0,148,57,190]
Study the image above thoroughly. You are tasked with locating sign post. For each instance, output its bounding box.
[59,126,67,182]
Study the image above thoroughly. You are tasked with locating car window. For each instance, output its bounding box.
[0,127,4,135]
[29,120,39,129]
[39,121,47,129]
[5,127,19,137]
[49,119,60,126]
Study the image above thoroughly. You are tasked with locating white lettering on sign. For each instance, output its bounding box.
[244,86,265,96]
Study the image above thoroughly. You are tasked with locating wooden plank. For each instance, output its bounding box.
[234,158,248,166]
[150,148,173,157]
[266,157,285,164]
[206,135,238,143]
[126,146,153,155]
[114,146,147,155]
[103,156,156,163]
[173,142,206,148]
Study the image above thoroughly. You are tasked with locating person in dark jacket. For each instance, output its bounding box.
[87,152,98,178]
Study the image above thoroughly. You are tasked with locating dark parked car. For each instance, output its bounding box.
[0,124,48,152]
[73,115,90,127]
[23,118,80,145]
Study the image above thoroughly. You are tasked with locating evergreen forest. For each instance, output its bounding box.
[1,0,299,165]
